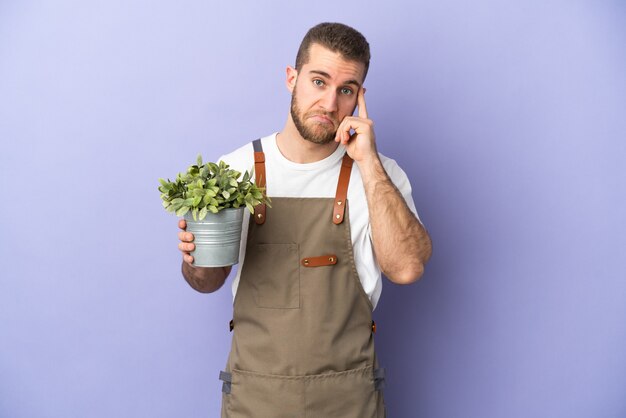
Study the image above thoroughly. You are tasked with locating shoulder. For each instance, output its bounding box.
[218,142,253,171]
[218,134,274,174]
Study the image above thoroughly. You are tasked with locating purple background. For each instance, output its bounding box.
[1,1,625,417]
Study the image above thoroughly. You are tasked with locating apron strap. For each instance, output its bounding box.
[219,371,232,394]
[253,138,352,225]
[333,153,353,224]
[252,139,266,225]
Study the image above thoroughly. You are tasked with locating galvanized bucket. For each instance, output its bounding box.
[183,207,245,267]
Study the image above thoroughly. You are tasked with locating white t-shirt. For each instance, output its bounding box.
[218,132,420,310]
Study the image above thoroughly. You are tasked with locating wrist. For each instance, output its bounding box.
[356,153,385,183]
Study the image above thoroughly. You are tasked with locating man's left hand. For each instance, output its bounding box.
[334,87,377,163]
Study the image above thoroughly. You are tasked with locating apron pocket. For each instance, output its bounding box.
[304,366,381,418]
[227,368,304,418]
[251,243,300,309]
[224,367,384,418]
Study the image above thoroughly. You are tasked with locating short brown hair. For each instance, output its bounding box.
[295,22,371,80]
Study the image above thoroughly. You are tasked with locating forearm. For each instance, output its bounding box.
[359,156,432,284]
[181,261,231,293]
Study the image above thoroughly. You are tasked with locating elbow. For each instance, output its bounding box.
[384,261,425,285]
[384,242,431,284]
[380,233,433,284]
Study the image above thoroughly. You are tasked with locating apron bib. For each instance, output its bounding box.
[219,139,386,417]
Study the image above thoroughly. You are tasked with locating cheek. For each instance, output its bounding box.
[339,96,358,116]
[299,92,325,112]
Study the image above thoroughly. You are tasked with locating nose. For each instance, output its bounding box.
[318,89,338,113]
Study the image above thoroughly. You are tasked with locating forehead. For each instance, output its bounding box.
[302,43,365,85]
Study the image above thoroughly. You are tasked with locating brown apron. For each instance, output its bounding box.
[219,139,386,417]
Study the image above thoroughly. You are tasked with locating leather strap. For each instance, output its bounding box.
[301,254,338,267]
[252,139,266,225]
[333,154,354,224]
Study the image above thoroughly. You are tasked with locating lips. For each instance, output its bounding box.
[309,114,335,125]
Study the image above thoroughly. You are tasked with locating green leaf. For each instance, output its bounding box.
[199,207,208,220]
[192,208,198,221]
[197,154,202,167]
[176,206,190,216]
[208,205,219,214]
[222,190,230,199]
[171,198,184,211]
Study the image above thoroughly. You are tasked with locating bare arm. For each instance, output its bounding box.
[335,87,432,284]
[358,156,432,284]
[178,219,231,293]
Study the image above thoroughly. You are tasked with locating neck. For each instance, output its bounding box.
[276,114,339,164]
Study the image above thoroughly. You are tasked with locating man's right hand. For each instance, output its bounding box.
[178,218,195,264]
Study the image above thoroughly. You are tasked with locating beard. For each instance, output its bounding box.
[290,87,339,145]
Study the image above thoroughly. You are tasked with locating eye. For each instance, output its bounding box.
[341,87,353,95]
[313,79,324,87]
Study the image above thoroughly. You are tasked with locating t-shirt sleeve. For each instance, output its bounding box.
[216,143,255,178]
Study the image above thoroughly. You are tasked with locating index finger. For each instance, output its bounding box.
[357,87,368,119]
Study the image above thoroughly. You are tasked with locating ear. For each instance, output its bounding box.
[286,65,298,93]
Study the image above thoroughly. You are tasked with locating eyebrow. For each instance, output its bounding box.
[308,70,361,89]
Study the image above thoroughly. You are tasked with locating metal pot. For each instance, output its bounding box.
[183,207,245,267]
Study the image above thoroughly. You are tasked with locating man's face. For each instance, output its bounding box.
[289,43,366,145]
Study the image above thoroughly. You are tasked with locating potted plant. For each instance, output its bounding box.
[159,155,269,267]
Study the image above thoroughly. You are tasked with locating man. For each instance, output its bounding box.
[177,22,432,417]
